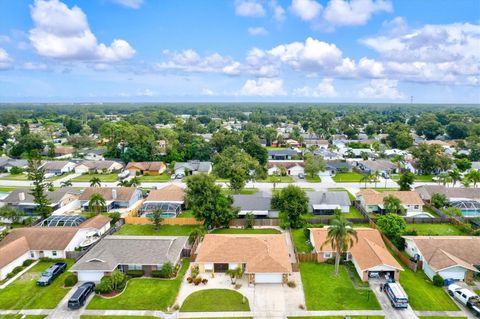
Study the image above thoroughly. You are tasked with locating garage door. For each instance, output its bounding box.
[255,273,283,284]
[77,271,104,282]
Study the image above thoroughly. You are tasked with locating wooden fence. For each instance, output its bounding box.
[297,253,319,262]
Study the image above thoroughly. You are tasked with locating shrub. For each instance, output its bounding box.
[12,266,23,274]
[158,262,174,278]
[325,257,336,264]
[9,166,24,175]
[193,277,202,285]
[433,274,444,287]
[234,283,242,289]
[108,212,121,225]
[22,259,34,267]
[95,276,113,294]
[39,257,53,262]
[64,274,78,287]
[303,226,310,240]
[299,304,305,310]
[201,278,208,285]
[186,276,193,283]
[190,265,199,278]
[287,280,296,288]
[126,270,144,278]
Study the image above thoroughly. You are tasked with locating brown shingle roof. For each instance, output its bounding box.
[126,162,166,172]
[145,185,184,202]
[196,234,292,273]
[0,227,79,251]
[267,161,304,169]
[79,187,137,201]
[357,190,424,206]
[80,214,111,229]
[0,237,30,268]
[311,228,403,271]
[402,236,480,272]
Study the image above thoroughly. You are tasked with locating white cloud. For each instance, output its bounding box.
[323,0,392,27]
[0,48,13,70]
[248,27,269,36]
[235,0,266,17]
[22,62,49,71]
[156,49,241,76]
[239,78,286,96]
[359,79,403,99]
[357,57,384,77]
[137,88,154,96]
[293,78,337,97]
[111,0,143,9]
[290,0,322,21]
[270,0,286,22]
[201,88,215,96]
[29,0,135,62]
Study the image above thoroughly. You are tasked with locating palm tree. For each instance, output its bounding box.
[129,176,141,187]
[88,193,106,214]
[321,213,358,275]
[60,180,72,187]
[225,267,243,284]
[370,171,380,188]
[89,176,101,187]
[448,169,462,187]
[117,179,130,187]
[383,195,404,215]
[438,172,452,186]
[466,169,480,188]
[188,227,206,245]
[360,174,370,188]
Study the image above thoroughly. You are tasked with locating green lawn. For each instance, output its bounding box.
[137,173,170,182]
[211,228,281,234]
[87,259,188,310]
[300,263,380,310]
[180,289,250,312]
[291,228,313,253]
[81,316,158,319]
[392,174,433,182]
[399,265,458,311]
[71,173,118,182]
[405,223,466,236]
[178,210,195,218]
[0,173,70,181]
[0,259,74,309]
[0,316,47,319]
[222,188,259,195]
[260,175,294,183]
[305,175,321,183]
[332,172,364,182]
[288,317,384,319]
[0,186,30,192]
[116,224,200,236]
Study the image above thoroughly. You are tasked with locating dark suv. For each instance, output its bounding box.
[36,262,67,286]
[68,282,95,310]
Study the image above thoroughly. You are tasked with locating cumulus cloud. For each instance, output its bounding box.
[290,0,322,21]
[156,49,241,75]
[0,48,13,70]
[29,0,135,62]
[293,78,337,97]
[323,0,392,27]
[137,88,154,96]
[359,79,403,99]
[270,0,286,22]
[235,0,266,17]
[248,27,269,36]
[239,78,286,96]
[22,62,49,71]
[111,0,143,9]
[201,88,215,96]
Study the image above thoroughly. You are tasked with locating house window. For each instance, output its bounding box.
[128,265,142,270]
[324,252,332,259]
[414,205,419,209]
[52,251,57,257]
[30,252,34,258]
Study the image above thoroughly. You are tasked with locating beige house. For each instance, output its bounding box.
[194,234,292,284]
[310,228,403,281]
[356,189,424,214]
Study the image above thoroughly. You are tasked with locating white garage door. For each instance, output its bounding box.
[77,271,104,282]
[440,268,466,281]
[255,273,283,284]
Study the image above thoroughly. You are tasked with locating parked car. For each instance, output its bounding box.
[68,282,95,310]
[36,262,67,286]
[448,284,480,316]
[384,282,409,309]
[298,173,305,179]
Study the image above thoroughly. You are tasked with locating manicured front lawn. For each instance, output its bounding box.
[399,265,458,311]
[0,186,30,192]
[300,263,380,310]
[0,259,74,309]
[116,224,200,236]
[180,289,250,312]
[72,173,118,182]
[405,223,466,236]
[260,175,294,183]
[305,175,321,183]
[211,228,281,234]
[81,316,158,319]
[291,228,313,253]
[87,259,188,310]
[289,317,384,319]
[332,172,364,182]
[137,172,170,182]
[222,188,259,195]
[392,174,433,182]
[0,173,31,180]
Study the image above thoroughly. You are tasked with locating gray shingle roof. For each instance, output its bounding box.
[70,236,188,272]
[268,149,297,156]
[307,191,351,208]
[3,187,79,205]
[232,193,273,211]
[174,161,212,173]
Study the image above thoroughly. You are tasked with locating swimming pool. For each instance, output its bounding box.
[461,209,480,217]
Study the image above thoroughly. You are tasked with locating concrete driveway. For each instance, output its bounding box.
[253,284,286,318]
[369,280,418,319]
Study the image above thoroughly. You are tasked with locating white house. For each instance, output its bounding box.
[41,161,77,177]
[356,189,424,214]
[267,161,304,176]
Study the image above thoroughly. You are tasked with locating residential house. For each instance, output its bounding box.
[0,215,111,281]
[74,160,124,174]
[356,160,398,175]
[232,192,279,218]
[41,161,76,176]
[415,185,480,202]
[403,236,480,283]
[53,146,74,158]
[0,156,28,172]
[323,161,353,176]
[268,149,298,160]
[2,188,80,217]
[267,160,304,176]
[307,191,351,215]
[140,185,185,218]
[79,148,107,161]
[310,228,403,281]
[70,235,187,282]
[173,161,212,176]
[304,139,329,149]
[313,149,341,161]
[126,161,166,176]
[356,189,424,214]
[194,234,293,284]
[78,187,142,212]
[342,148,374,159]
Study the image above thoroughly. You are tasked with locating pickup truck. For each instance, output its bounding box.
[36,262,67,286]
[448,284,480,317]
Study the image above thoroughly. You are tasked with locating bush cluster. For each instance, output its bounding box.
[64,274,78,287]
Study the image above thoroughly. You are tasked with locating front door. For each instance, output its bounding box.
[213,263,229,273]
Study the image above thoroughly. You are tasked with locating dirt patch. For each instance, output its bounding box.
[17,272,39,282]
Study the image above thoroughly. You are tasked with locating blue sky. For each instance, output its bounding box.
[0,0,479,103]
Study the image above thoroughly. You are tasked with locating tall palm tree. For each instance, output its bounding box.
[383,195,404,215]
[321,213,358,275]
[89,176,101,187]
[370,171,380,188]
[466,169,480,188]
[60,180,72,187]
[129,176,141,187]
[448,169,462,187]
[117,179,130,187]
[225,267,243,284]
[438,172,452,186]
[88,193,106,214]
[360,174,370,188]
